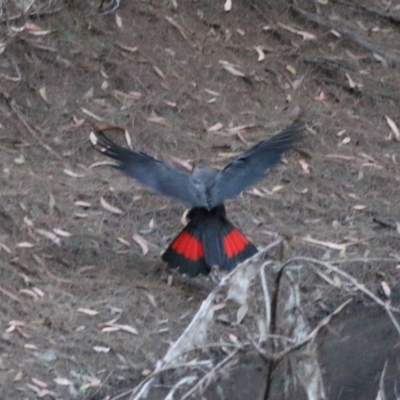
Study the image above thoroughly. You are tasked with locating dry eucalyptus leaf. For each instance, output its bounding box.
[36,229,61,244]
[223,64,246,77]
[75,201,92,208]
[23,216,34,227]
[115,13,123,28]
[125,130,132,149]
[39,87,49,103]
[298,159,310,174]
[132,233,149,255]
[385,116,400,141]
[116,42,138,53]
[353,205,367,210]
[100,197,124,215]
[17,242,35,248]
[224,0,232,11]
[147,115,168,126]
[278,23,316,40]
[14,155,25,164]
[63,169,84,178]
[53,228,71,237]
[77,308,100,316]
[286,65,296,75]
[208,122,224,132]
[254,46,265,61]
[117,237,131,247]
[93,346,110,353]
[381,281,391,298]
[54,377,73,386]
[342,137,351,144]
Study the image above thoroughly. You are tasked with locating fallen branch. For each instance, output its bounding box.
[292,5,400,67]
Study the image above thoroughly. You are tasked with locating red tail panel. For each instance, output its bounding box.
[162,206,258,276]
[171,231,204,261]
[223,229,249,258]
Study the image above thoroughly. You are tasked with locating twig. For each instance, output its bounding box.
[180,348,241,400]
[286,257,400,335]
[0,89,61,159]
[292,5,400,67]
[260,261,272,336]
[331,0,400,26]
[165,16,196,48]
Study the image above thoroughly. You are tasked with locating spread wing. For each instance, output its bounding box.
[210,123,303,207]
[91,126,208,207]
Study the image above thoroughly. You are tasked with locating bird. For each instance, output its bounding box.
[90,122,303,277]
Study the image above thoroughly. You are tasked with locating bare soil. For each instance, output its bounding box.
[0,0,399,399]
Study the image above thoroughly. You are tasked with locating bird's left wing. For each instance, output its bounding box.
[91,127,208,208]
[209,123,303,207]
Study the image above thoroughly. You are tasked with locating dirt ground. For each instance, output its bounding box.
[0,0,400,399]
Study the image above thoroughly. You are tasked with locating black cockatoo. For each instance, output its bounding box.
[91,122,302,276]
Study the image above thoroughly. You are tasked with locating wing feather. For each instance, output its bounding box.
[91,126,207,207]
[210,123,303,207]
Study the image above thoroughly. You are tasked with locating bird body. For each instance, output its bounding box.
[92,123,302,276]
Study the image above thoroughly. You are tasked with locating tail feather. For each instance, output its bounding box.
[162,218,210,277]
[162,207,258,276]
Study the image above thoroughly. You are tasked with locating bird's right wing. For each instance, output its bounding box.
[210,123,303,207]
[91,127,207,208]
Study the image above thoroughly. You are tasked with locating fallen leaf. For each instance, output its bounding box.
[385,116,400,141]
[117,237,131,247]
[224,0,232,11]
[23,216,34,227]
[74,201,92,208]
[298,159,310,174]
[93,346,110,353]
[32,378,48,388]
[115,42,138,53]
[147,115,168,126]
[63,169,84,178]
[353,205,367,210]
[204,88,220,96]
[381,281,391,298]
[314,90,327,101]
[125,130,132,150]
[77,308,100,316]
[254,46,265,61]
[286,65,296,75]
[13,154,25,165]
[53,228,71,237]
[336,129,346,137]
[272,185,284,192]
[153,65,165,79]
[0,242,12,253]
[36,229,61,244]
[39,87,49,103]
[115,13,123,28]
[81,107,103,121]
[222,64,246,77]
[14,371,23,381]
[170,156,193,172]
[278,23,316,40]
[16,242,35,248]
[345,73,356,88]
[100,197,124,215]
[208,122,224,132]
[342,137,351,144]
[132,233,149,255]
[54,377,73,386]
